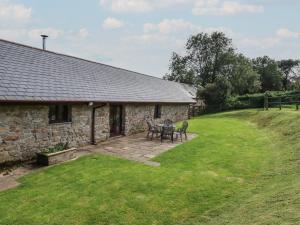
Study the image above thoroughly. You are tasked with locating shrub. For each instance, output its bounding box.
[44,142,69,154]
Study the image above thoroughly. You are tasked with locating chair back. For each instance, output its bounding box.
[146,120,154,130]
[164,119,173,126]
[181,121,188,132]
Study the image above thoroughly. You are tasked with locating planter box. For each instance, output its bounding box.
[36,148,77,166]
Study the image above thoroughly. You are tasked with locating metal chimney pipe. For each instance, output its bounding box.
[41,35,48,50]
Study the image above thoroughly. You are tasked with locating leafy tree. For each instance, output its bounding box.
[228,54,261,95]
[293,77,300,90]
[165,32,235,87]
[252,56,283,92]
[163,53,195,84]
[278,59,300,90]
[199,75,232,105]
[185,32,235,86]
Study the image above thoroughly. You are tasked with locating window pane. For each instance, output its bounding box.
[154,104,161,119]
[49,105,56,123]
[63,105,69,122]
[49,105,72,123]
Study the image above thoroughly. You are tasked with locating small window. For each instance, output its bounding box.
[49,105,72,124]
[154,104,161,119]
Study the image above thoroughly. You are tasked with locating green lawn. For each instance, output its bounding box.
[0,109,299,225]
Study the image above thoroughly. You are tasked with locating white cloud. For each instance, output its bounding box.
[276,28,300,39]
[143,18,232,36]
[126,18,233,50]
[100,0,263,15]
[77,28,89,39]
[192,0,264,16]
[144,19,201,34]
[236,37,280,49]
[124,34,168,44]
[0,1,32,21]
[28,28,64,39]
[0,28,27,40]
[100,0,191,12]
[0,27,91,42]
[102,17,124,29]
[100,0,152,12]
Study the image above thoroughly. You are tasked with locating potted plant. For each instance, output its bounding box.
[36,142,77,166]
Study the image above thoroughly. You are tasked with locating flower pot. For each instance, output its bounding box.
[36,148,77,166]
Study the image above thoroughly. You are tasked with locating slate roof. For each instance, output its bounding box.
[0,39,195,103]
[180,83,197,99]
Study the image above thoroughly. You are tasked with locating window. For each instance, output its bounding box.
[49,105,72,124]
[154,104,161,119]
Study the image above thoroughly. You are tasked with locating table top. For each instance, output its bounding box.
[157,123,176,128]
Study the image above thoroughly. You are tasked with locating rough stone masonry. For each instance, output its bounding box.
[0,103,189,164]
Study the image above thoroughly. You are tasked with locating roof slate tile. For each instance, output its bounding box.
[0,39,195,103]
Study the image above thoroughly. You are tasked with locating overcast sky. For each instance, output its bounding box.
[0,0,299,77]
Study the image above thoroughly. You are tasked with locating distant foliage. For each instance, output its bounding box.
[223,91,300,112]
[199,75,231,105]
[278,59,300,90]
[252,56,283,92]
[228,54,261,95]
[163,53,195,84]
[164,31,300,107]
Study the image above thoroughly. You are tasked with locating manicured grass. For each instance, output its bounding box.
[0,109,299,225]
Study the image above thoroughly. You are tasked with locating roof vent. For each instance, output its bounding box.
[41,35,48,50]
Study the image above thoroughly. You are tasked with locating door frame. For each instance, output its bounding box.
[109,104,124,136]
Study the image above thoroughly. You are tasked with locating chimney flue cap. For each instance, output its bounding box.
[41,35,48,50]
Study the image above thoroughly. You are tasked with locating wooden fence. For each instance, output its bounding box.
[264,94,300,110]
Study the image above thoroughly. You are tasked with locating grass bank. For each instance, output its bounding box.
[0,109,299,224]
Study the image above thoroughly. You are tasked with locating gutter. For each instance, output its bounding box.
[0,99,196,105]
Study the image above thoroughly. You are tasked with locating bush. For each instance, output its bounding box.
[202,91,300,114]
[44,142,69,154]
[199,76,231,105]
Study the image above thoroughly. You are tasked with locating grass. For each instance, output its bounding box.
[0,109,299,225]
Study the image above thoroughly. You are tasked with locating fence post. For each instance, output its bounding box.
[264,94,268,110]
[279,97,282,110]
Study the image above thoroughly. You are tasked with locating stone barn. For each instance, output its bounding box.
[0,39,195,164]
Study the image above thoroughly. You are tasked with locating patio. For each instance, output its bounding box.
[0,132,196,191]
[78,132,197,166]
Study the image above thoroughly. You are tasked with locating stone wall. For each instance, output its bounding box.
[0,103,188,164]
[0,104,109,164]
[124,104,189,135]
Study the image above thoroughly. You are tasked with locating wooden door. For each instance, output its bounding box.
[109,105,123,136]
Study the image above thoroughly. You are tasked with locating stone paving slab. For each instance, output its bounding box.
[80,132,197,166]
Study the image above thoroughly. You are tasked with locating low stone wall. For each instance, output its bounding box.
[0,104,109,164]
[124,104,189,135]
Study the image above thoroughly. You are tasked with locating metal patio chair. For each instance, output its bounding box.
[146,120,160,140]
[174,121,188,142]
[161,124,175,143]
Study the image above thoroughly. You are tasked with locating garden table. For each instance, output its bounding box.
[156,124,176,143]
[156,123,176,130]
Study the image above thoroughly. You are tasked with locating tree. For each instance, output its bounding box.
[252,56,283,92]
[163,53,195,84]
[228,54,261,95]
[199,75,232,105]
[186,32,235,86]
[278,59,300,90]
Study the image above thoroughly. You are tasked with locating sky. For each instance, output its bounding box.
[0,0,299,78]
